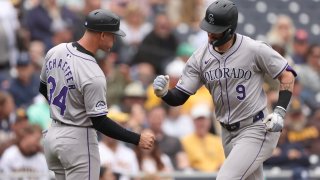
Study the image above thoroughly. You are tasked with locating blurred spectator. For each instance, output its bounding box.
[6,52,40,108]
[134,140,173,174]
[57,0,85,12]
[264,143,310,172]
[51,19,73,46]
[24,0,78,51]
[98,109,139,180]
[0,0,19,74]
[146,106,185,169]
[310,110,320,154]
[181,104,225,172]
[73,0,101,40]
[291,78,320,117]
[28,40,46,73]
[97,50,131,107]
[118,81,148,133]
[276,102,320,157]
[267,14,295,55]
[1,116,29,159]
[104,0,130,18]
[0,91,17,156]
[265,87,278,112]
[23,0,41,10]
[292,29,309,65]
[121,81,147,113]
[130,62,156,89]
[162,105,194,139]
[0,124,49,179]
[118,2,152,64]
[132,13,179,74]
[0,91,16,132]
[121,1,152,46]
[99,166,117,180]
[295,44,320,94]
[173,0,205,44]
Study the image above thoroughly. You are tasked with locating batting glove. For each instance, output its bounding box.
[263,106,286,132]
[153,75,169,97]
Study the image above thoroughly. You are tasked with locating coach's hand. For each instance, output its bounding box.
[263,106,286,132]
[138,130,155,149]
[153,75,170,97]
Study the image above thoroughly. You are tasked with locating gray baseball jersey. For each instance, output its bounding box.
[41,42,107,180]
[40,43,108,126]
[176,33,287,124]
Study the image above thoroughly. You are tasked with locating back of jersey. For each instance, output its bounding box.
[40,43,108,126]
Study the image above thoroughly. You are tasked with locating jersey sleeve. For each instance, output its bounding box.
[82,76,108,117]
[254,42,288,79]
[176,54,203,95]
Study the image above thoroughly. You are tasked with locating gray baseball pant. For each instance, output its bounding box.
[43,121,100,180]
[216,111,280,180]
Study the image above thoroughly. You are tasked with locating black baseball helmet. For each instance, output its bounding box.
[200,0,238,46]
[84,9,126,37]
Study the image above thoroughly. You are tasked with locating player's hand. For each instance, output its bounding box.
[153,75,169,97]
[138,130,155,150]
[263,106,286,132]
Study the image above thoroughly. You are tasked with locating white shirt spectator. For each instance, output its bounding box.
[0,0,19,66]
[98,142,139,180]
[0,145,49,180]
[120,22,152,45]
[141,154,173,173]
[162,115,194,138]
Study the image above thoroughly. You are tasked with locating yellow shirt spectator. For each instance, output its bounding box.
[181,104,224,172]
[181,133,225,172]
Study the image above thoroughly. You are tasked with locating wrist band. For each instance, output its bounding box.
[275,90,292,109]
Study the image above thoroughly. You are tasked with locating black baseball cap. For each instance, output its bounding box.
[84,9,126,37]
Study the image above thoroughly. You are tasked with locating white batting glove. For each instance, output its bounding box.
[153,75,169,97]
[263,106,286,132]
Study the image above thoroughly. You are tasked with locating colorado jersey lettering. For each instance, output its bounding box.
[176,34,287,124]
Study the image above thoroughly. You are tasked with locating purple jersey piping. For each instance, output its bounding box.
[240,131,267,179]
[208,45,224,108]
[86,128,91,180]
[66,44,97,63]
[224,35,243,124]
[273,63,288,79]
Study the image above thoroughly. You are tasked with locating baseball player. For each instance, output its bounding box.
[153,0,297,179]
[39,9,155,180]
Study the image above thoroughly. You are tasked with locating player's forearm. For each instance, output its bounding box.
[278,70,295,92]
[162,88,190,106]
[90,115,140,145]
[276,70,296,109]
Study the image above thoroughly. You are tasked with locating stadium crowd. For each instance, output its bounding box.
[0,0,319,179]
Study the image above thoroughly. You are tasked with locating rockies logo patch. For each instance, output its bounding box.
[95,101,107,111]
